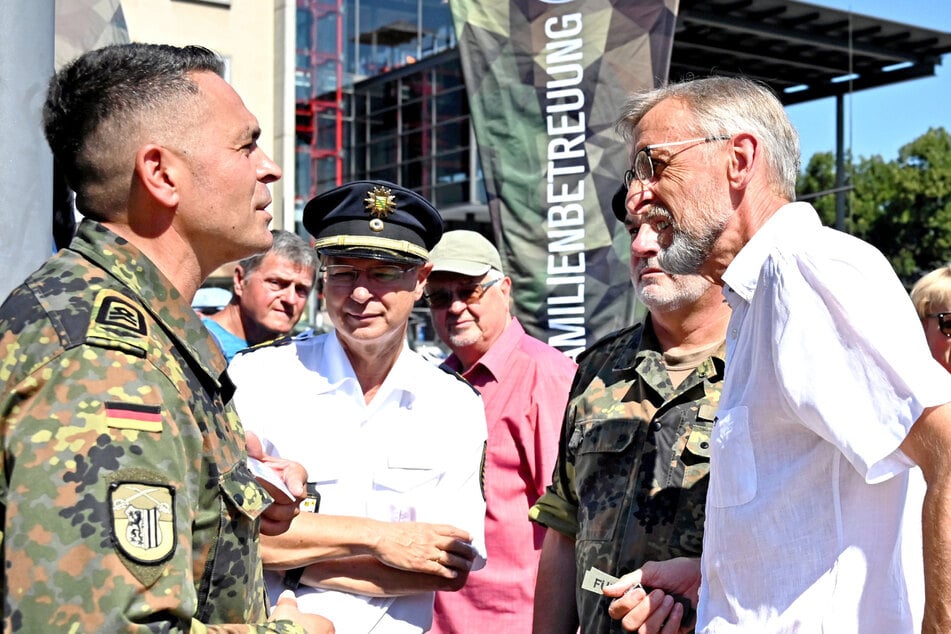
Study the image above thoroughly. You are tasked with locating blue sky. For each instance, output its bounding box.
[786,0,951,163]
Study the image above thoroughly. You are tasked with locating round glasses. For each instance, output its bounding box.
[424,277,501,309]
[623,135,731,188]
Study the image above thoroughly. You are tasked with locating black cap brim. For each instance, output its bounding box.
[612,183,628,221]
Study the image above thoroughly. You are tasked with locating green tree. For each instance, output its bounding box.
[797,151,842,227]
[797,127,951,284]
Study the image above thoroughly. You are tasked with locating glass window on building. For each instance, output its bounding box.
[295,138,314,202]
[369,134,398,171]
[401,158,426,193]
[315,156,338,195]
[297,0,486,224]
[435,119,468,153]
[356,0,423,76]
[435,88,466,119]
[420,0,455,59]
[401,129,427,162]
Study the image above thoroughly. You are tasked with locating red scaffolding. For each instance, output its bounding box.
[296,0,344,207]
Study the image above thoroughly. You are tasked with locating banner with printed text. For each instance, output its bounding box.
[450,0,678,358]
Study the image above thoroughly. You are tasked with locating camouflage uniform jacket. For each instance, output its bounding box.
[530,317,725,634]
[0,220,303,633]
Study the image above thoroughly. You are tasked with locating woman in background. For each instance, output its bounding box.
[911,265,951,374]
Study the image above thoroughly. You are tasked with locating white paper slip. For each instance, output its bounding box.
[247,456,295,501]
[581,566,620,594]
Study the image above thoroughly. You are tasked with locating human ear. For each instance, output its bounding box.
[135,144,181,209]
[414,262,434,299]
[233,265,247,297]
[727,133,757,190]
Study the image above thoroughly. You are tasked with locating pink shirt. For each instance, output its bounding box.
[431,318,576,633]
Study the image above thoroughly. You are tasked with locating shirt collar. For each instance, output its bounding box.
[610,315,656,373]
[721,201,821,305]
[631,316,727,396]
[446,317,521,381]
[69,219,229,383]
[320,330,419,406]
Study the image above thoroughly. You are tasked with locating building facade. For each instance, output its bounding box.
[295,0,490,236]
[117,0,297,233]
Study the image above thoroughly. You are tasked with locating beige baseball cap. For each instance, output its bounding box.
[428,230,503,277]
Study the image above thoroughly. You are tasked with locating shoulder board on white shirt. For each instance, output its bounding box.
[232,332,298,358]
[435,362,480,396]
[479,440,487,502]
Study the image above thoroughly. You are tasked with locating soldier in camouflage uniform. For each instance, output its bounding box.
[530,185,730,634]
[0,43,332,633]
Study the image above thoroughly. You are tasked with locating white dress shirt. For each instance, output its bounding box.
[699,202,951,633]
[229,331,488,633]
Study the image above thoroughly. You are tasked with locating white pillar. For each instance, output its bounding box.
[0,0,55,299]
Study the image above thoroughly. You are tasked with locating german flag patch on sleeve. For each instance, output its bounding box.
[105,402,163,433]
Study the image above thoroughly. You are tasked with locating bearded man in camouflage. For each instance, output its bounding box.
[530,185,730,634]
[0,43,331,633]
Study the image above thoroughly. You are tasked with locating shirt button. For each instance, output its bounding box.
[651,421,662,431]
[700,441,710,449]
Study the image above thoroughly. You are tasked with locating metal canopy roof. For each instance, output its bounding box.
[672,0,951,105]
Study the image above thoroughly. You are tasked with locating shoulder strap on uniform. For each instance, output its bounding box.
[569,322,644,397]
[436,362,481,396]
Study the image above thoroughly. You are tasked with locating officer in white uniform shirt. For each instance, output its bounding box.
[229,180,488,633]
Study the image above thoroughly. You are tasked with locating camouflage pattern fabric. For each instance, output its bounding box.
[449,0,677,357]
[530,317,725,634]
[54,0,129,69]
[0,220,303,633]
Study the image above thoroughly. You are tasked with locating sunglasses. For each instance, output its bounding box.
[424,277,501,309]
[927,312,951,338]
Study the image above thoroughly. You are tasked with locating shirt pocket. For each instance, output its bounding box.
[709,406,757,508]
[196,463,267,622]
[219,461,270,521]
[666,423,714,557]
[571,418,639,542]
[369,457,444,522]
[682,424,712,487]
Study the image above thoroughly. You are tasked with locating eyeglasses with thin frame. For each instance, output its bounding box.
[424,277,502,309]
[927,312,951,338]
[320,264,415,287]
[623,135,732,188]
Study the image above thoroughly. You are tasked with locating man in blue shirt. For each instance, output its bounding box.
[204,229,317,360]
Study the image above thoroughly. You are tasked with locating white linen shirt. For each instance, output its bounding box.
[699,202,951,633]
[229,330,488,633]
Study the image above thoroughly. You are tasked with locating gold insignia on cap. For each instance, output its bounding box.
[365,185,397,219]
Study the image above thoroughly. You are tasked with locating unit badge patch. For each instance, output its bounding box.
[95,294,148,335]
[110,482,176,565]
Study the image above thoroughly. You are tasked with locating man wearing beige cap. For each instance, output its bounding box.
[425,230,577,634]
[228,182,488,633]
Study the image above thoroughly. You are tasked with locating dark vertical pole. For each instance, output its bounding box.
[0,0,55,299]
[835,93,847,232]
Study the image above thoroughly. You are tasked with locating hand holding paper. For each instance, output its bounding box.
[246,431,308,535]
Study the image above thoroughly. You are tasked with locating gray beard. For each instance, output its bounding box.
[448,328,482,349]
[659,211,728,275]
[658,225,712,275]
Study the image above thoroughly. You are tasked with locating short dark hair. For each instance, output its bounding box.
[43,43,224,219]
